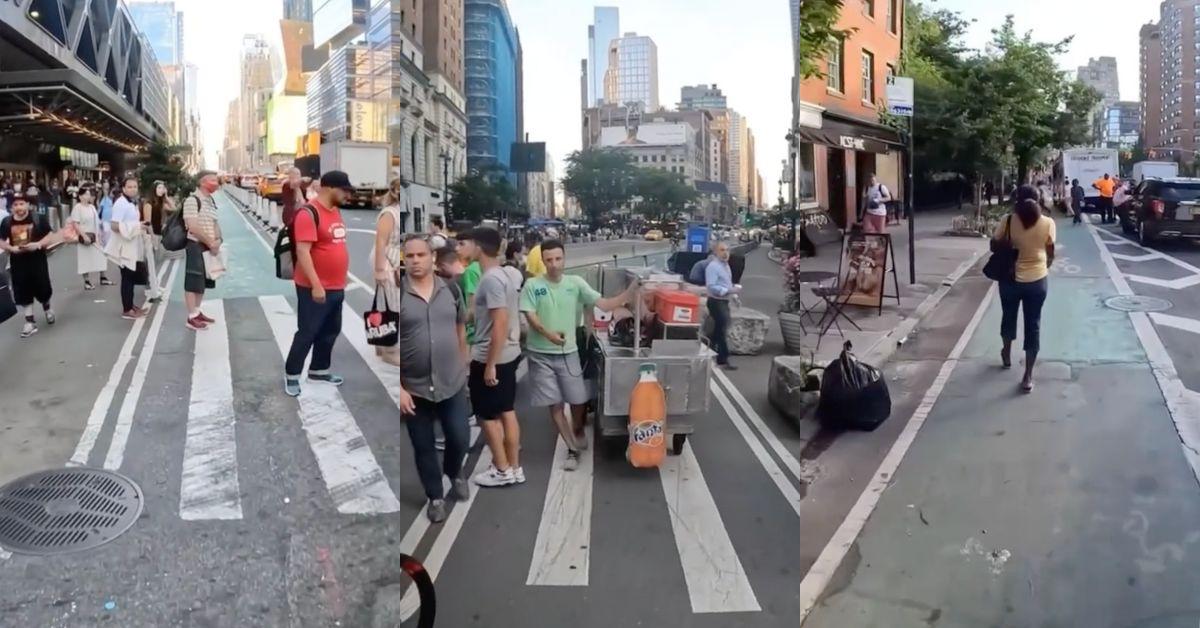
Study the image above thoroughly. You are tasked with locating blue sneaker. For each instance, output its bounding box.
[308,371,345,386]
[284,377,302,397]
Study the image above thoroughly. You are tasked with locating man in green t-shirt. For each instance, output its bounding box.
[455,231,483,344]
[520,239,636,470]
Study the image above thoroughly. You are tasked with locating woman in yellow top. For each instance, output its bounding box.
[993,194,1056,393]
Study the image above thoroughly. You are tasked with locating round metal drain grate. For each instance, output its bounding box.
[1103,295,1174,313]
[0,468,143,555]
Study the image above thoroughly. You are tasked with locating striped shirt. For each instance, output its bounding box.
[182,192,221,243]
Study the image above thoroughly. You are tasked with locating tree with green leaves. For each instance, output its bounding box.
[633,169,698,222]
[561,148,639,227]
[799,0,855,80]
[448,172,517,223]
[138,140,195,198]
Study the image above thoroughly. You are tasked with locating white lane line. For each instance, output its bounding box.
[223,190,372,293]
[69,259,174,467]
[399,444,495,621]
[1150,312,1200,336]
[798,282,997,625]
[1100,230,1200,274]
[526,429,594,586]
[1126,273,1200,290]
[1111,252,1164,262]
[103,260,182,471]
[259,295,401,514]
[714,369,806,486]
[712,383,802,518]
[661,441,761,614]
[1088,227,1200,490]
[180,299,243,520]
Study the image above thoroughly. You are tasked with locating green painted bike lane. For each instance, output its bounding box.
[803,218,1200,628]
[163,193,292,301]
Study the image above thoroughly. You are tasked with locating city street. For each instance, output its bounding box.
[0,190,796,627]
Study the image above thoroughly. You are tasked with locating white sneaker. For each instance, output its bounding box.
[513,466,526,484]
[473,465,516,487]
[563,451,581,472]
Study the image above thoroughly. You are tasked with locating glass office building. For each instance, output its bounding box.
[603,33,659,111]
[465,0,522,174]
[127,1,183,65]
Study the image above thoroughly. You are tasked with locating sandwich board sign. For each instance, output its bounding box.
[886,76,914,117]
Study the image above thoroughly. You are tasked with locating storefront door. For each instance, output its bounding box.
[827,149,847,229]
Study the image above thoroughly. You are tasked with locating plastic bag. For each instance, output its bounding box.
[817,341,892,431]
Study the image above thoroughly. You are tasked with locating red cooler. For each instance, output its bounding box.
[654,290,701,325]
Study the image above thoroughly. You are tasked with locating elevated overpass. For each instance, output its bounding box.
[0,0,169,158]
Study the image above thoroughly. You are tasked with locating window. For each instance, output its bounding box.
[862,50,876,103]
[888,0,898,33]
[886,63,896,80]
[862,0,874,17]
[826,38,844,92]
[798,143,816,203]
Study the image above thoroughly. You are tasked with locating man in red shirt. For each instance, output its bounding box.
[284,170,354,397]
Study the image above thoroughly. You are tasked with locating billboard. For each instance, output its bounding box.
[599,122,689,147]
[349,99,385,142]
[267,95,309,156]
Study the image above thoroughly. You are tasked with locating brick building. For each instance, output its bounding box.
[795,0,904,228]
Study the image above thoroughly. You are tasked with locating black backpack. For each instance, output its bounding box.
[161,196,191,252]
[274,204,319,280]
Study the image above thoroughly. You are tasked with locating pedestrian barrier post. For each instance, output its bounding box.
[261,198,270,225]
[269,202,281,229]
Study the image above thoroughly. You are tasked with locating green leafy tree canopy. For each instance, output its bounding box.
[633,169,698,222]
[138,140,195,199]
[799,0,855,80]
[561,148,639,228]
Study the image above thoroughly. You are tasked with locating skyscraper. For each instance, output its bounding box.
[1077,56,1120,146]
[1140,22,1164,150]
[588,7,619,106]
[284,0,314,21]
[128,1,183,65]
[679,85,727,111]
[465,0,522,175]
[603,32,658,111]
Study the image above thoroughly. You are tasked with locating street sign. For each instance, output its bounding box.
[886,76,914,117]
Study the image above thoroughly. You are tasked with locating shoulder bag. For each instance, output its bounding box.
[982,216,1017,282]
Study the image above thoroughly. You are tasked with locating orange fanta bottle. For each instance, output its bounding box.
[627,364,667,468]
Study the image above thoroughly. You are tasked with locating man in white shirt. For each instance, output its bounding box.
[109,176,149,319]
[861,174,892,234]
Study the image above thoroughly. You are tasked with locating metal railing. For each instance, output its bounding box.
[565,250,673,291]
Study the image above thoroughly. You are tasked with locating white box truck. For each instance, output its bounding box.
[1059,148,1119,212]
[318,140,391,208]
[1131,161,1179,182]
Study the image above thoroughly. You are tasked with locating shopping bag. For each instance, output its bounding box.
[363,286,399,347]
[817,341,892,431]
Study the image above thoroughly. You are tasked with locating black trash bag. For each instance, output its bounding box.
[817,341,892,431]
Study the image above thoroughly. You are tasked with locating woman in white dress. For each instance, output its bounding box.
[68,186,111,290]
[372,178,406,366]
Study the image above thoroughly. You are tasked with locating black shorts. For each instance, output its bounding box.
[10,255,52,306]
[469,357,522,419]
[184,241,216,294]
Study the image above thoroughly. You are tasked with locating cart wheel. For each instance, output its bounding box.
[671,433,688,456]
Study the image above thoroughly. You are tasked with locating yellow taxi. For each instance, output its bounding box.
[644,229,664,241]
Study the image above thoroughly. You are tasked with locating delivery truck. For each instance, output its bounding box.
[318,140,391,208]
[1131,160,1179,183]
[1058,148,1119,213]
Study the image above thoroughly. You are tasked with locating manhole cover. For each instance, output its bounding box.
[1104,295,1173,312]
[0,468,143,555]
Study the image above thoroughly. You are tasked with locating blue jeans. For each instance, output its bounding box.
[406,387,471,500]
[999,278,1048,353]
[285,286,345,377]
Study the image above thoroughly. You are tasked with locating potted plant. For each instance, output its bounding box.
[778,252,810,354]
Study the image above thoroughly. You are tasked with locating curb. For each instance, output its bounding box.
[858,248,987,367]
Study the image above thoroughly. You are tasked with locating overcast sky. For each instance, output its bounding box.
[177,1,1156,203]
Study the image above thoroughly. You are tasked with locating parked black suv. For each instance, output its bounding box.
[1118,177,1200,245]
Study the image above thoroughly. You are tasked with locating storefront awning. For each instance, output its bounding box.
[796,115,902,155]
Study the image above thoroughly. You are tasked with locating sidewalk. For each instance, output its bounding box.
[739,208,989,366]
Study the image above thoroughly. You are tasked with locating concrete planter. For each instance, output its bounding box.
[702,306,770,355]
[768,355,822,424]
[778,311,809,355]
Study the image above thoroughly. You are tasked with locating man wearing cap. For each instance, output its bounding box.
[182,171,223,330]
[283,170,354,397]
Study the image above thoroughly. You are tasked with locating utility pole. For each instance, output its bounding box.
[440,152,451,223]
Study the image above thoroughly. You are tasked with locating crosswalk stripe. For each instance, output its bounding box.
[526,428,594,586]
[660,441,761,614]
[104,259,182,471]
[259,295,401,515]
[180,299,243,520]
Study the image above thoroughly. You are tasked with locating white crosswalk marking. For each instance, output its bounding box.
[660,442,760,614]
[259,295,401,515]
[180,299,243,520]
[527,429,594,586]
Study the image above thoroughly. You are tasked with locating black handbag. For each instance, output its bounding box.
[982,216,1017,282]
[364,286,400,347]
[577,326,600,379]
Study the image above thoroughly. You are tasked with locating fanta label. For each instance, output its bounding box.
[630,420,664,447]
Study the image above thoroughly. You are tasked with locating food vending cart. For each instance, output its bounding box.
[590,268,714,456]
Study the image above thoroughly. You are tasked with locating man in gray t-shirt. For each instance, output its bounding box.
[468,228,527,488]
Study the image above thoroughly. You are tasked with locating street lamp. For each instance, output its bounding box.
[438,151,453,222]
